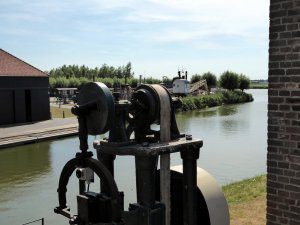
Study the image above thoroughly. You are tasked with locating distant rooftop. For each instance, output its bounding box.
[0,49,48,77]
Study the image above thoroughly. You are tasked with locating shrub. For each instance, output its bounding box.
[181,96,196,111]
[202,72,217,91]
[190,74,202,84]
[68,77,81,88]
[239,74,250,92]
[180,91,253,111]
[219,71,240,90]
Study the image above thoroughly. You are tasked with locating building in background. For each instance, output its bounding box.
[0,49,50,125]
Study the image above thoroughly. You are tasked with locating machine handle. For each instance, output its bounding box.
[71,100,99,116]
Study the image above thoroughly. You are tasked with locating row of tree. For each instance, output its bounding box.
[190,71,250,92]
[49,76,163,95]
[48,62,134,79]
[47,63,251,93]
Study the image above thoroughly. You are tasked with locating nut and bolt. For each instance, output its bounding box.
[186,134,192,140]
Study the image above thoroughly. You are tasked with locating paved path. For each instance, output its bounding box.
[0,118,78,149]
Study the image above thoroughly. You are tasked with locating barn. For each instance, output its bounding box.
[0,49,50,125]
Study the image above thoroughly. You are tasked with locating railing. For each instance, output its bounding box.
[22,218,44,225]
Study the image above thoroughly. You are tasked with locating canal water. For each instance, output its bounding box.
[0,89,267,225]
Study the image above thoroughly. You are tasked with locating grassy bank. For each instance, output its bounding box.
[180,90,253,111]
[50,107,74,118]
[223,175,266,225]
[250,83,268,89]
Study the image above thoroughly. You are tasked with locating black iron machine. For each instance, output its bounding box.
[54,82,229,225]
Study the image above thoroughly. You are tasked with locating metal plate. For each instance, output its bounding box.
[77,82,115,135]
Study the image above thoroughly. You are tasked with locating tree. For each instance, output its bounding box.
[124,62,132,84]
[190,74,202,84]
[219,71,239,91]
[201,72,217,92]
[239,74,250,92]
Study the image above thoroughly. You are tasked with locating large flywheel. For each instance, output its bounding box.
[76,82,115,135]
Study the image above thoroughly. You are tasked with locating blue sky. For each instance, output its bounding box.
[0,0,269,79]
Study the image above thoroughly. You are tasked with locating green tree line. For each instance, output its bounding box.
[48,62,251,94]
[48,62,134,79]
[190,71,250,92]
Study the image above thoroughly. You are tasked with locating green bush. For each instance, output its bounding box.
[239,74,250,92]
[69,77,81,87]
[181,96,196,111]
[219,71,240,90]
[190,74,202,84]
[180,91,253,111]
[202,72,217,91]
[145,77,162,84]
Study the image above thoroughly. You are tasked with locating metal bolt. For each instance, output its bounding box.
[186,134,192,140]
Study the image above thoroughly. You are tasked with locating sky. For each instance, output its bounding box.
[0,0,269,79]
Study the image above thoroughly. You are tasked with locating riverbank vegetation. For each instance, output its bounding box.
[48,63,165,95]
[50,89,253,117]
[180,90,253,111]
[49,65,255,111]
[48,64,255,95]
[50,107,74,118]
[223,175,266,224]
[250,82,268,89]
[191,71,251,92]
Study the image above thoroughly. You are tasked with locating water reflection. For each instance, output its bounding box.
[0,142,51,201]
[177,104,238,119]
[0,89,267,225]
[217,105,238,116]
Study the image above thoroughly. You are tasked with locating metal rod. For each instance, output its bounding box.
[97,152,116,194]
[135,156,158,208]
[181,148,200,225]
[78,116,88,152]
[79,180,85,195]
[22,218,44,225]
[160,154,170,225]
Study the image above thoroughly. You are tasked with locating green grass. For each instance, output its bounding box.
[222,175,266,205]
[250,82,268,89]
[50,107,74,118]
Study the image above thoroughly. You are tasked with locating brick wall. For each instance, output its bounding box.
[268,0,300,224]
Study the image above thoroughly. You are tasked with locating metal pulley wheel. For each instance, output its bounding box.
[131,84,161,124]
[130,84,173,125]
[76,82,115,135]
[156,166,230,225]
[128,84,174,142]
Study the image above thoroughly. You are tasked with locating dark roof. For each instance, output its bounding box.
[0,49,48,77]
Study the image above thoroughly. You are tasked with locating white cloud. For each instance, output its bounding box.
[0,0,269,78]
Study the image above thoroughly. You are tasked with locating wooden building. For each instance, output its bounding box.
[0,49,50,125]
